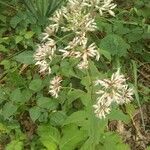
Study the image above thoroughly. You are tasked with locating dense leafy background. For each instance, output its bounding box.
[0,0,149,149]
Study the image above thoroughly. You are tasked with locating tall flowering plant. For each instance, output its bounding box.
[34,0,133,120]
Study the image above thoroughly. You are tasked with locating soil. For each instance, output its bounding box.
[109,103,150,150]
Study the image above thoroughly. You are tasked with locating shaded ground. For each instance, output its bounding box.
[109,103,150,150]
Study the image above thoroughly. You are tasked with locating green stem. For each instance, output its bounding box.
[132,60,145,131]
[86,69,98,149]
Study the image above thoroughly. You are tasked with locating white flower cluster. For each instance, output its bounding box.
[34,38,56,74]
[34,0,116,97]
[93,69,134,119]
[49,76,62,98]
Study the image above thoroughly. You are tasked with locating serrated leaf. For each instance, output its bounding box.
[37,97,58,110]
[29,106,41,121]
[38,125,60,145]
[63,111,88,126]
[60,125,87,150]
[29,79,42,92]
[108,108,130,123]
[67,89,86,105]
[2,102,17,120]
[10,88,22,103]
[50,111,67,126]
[10,15,22,28]
[14,51,34,64]
[100,34,130,57]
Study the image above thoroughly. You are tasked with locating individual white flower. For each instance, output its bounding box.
[68,0,85,11]
[95,69,126,89]
[64,33,88,50]
[93,99,111,119]
[77,60,89,69]
[97,0,117,16]
[96,91,114,106]
[34,38,56,74]
[42,24,59,41]
[59,49,81,59]
[49,76,62,98]
[83,43,100,61]
[35,60,51,74]
[115,85,134,104]
[76,42,100,70]
[83,0,117,16]
[49,9,63,24]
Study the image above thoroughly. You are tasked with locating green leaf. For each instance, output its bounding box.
[60,60,76,77]
[10,88,22,103]
[100,132,130,150]
[100,34,130,57]
[10,15,22,28]
[146,147,150,150]
[38,125,60,147]
[21,89,33,102]
[2,102,17,120]
[14,51,34,64]
[29,106,41,122]
[15,36,23,44]
[24,31,35,39]
[108,107,130,123]
[63,111,88,126]
[125,27,143,43]
[0,60,10,70]
[50,111,67,126]
[6,140,23,150]
[67,89,86,105]
[89,61,101,78]
[80,138,93,150]
[60,125,88,150]
[40,139,57,150]
[37,97,58,110]
[100,49,111,61]
[29,79,42,92]
[0,44,8,52]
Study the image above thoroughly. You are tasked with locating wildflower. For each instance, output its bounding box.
[42,24,59,41]
[116,85,134,104]
[95,69,126,89]
[62,10,97,33]
[64,33,88,50]
[34,38,56,74]
[77,60,89,69]
[59,49,81,59]
[49,76,62,98]
[77,43,100,69]
[93,99,111,119]
[98,0,117,16]
[49,9,63,24]
[94,69,134,119]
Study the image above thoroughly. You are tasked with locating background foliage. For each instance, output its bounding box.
[0,0,149,149]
